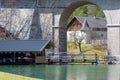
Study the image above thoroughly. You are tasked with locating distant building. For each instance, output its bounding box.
[0,40,51,64]
[67,16,107,44]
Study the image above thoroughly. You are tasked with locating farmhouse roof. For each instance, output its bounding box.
[67,16,107,31]
[80,19,90,31]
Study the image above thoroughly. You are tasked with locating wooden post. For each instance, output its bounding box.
[35,52,37,64]
[14,52,16,63]
[95,53,98,64]
[82,53,85,62]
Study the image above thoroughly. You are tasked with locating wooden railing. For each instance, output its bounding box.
[46,52,107,64]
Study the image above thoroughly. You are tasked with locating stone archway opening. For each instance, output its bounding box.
[56,1,107,54]
[59,1,95,27]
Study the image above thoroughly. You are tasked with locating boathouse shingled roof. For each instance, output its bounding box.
[0,40,50,52]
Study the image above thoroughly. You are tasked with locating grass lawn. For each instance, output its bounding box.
[67,42,107,56]
[67,42,107,64]
[0,72,42,80]
[67,42,93,54]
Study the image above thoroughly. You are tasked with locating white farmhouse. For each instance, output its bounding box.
[67,16,107,44]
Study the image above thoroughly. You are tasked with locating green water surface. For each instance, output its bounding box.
[0,64,119,80]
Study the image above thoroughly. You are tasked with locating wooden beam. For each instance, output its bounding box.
[14,52,16,63]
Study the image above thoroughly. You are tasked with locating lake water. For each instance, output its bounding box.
[0,64,120,80]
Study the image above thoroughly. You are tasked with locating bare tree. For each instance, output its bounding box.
[0,1,36,40]
[76,32,85,52]
[35,0,57,40]
[0,1,19,39]
[0,0,57,40]
[68,24,85,52]
[69,30,78,49]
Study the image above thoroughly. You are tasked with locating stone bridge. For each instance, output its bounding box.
[1,0,120,57]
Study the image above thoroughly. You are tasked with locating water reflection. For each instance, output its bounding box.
[0,65,120,80]
[67,65,87,80]
[45,65,108,80]
[44,65,67,80]
[66,65,108,80]
[108,65,120,80]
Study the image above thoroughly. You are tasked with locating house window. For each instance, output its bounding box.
[93,28,107,31]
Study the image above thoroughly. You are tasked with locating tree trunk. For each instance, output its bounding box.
[74,41,77,49]
[78,42,82,52]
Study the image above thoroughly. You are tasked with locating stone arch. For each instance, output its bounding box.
[59,1,105,27]
[54,1,107,53]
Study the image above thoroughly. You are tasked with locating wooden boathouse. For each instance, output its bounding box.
[0,40,51,64]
